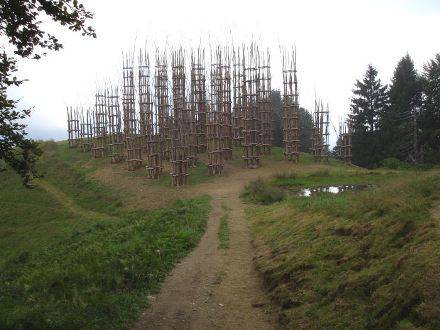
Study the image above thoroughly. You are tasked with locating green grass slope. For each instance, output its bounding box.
[246,168,440,329]
[0,142,211,329]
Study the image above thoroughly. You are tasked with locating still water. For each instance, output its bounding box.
[299,184,369,197]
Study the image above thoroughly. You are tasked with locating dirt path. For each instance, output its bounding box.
[133,167,284,329]
[37,179,108,219]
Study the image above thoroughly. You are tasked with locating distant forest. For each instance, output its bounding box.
[272,53,440,168]
[347,53,440,168]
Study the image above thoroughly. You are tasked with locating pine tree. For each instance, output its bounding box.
[351,65,388,132]
[420,54,440,163]
[299,108,313,152]
[383,54,422,162]
[349,65,389,167]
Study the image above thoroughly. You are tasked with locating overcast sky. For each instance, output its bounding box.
[9,0,440,144]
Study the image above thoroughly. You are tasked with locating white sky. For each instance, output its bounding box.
[8,0,440,144]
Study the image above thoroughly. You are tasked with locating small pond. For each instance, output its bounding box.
[298,184,370,197]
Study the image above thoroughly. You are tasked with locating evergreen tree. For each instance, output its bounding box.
[383,54,422,162]
[298,108,313,152]
[420,54,440,163]
[349,65,389,167]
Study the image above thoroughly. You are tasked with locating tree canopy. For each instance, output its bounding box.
[350,65,388,133]
[385,54,422,161]
[349,64,389,167]
[0,0,95,185]
[420,54,440,163]
[349,54,439,168]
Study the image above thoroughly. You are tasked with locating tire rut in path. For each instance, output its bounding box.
[134,191,275,329]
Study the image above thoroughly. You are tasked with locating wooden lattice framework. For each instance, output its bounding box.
[191,48,207,154]
[218,47,232,160]
[138,50,162,179]
[107,87,124,163]
[281,47,300,162]
[242,45,261,168]
[138,50,153,155]
[184,81,198,167]
[257,48,272,154]
[232,47,244,147]
[92,92,107,158]
[66,44,306,186]
[207,48,225,175]
[155,50,171,162]
[67,106,80,148]
[170,48,189,186]
[79,108,93,152]
[311,100,330,162]
[123,54,142,170]
[337,119,352,164]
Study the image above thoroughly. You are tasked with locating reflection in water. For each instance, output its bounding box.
[299,185,369,197]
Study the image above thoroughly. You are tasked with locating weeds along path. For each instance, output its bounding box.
[36,179,109,220]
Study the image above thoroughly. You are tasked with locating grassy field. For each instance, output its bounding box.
[0,142,211,329]
[245,165,440,329]
[2,142,439,329]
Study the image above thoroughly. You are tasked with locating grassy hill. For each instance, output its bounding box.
[0,141,210,329]
[1,141,439,329]
[245,166,440,329]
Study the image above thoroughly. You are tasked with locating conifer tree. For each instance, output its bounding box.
[351,65,388,132]
[420,54,440,162]
[349,65,389,167]
[383,54,422,162]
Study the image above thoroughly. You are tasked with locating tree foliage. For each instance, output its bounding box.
[349,65,389,167]
[385,54,422,161]
[350,54,439,168]
[420,54,440,163]
[351,65,389,133]
[0,0,96,185]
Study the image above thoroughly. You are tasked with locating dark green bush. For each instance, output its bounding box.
[382,157,408,169]
[243,179,286,205]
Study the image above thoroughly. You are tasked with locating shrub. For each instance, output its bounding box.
[382,157,408,170]
[244,179,286,205]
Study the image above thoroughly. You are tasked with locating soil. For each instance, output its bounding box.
[90,156,326,329]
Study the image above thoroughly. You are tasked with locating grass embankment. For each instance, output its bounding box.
[245,167,440,329]
[0,141,211,329]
